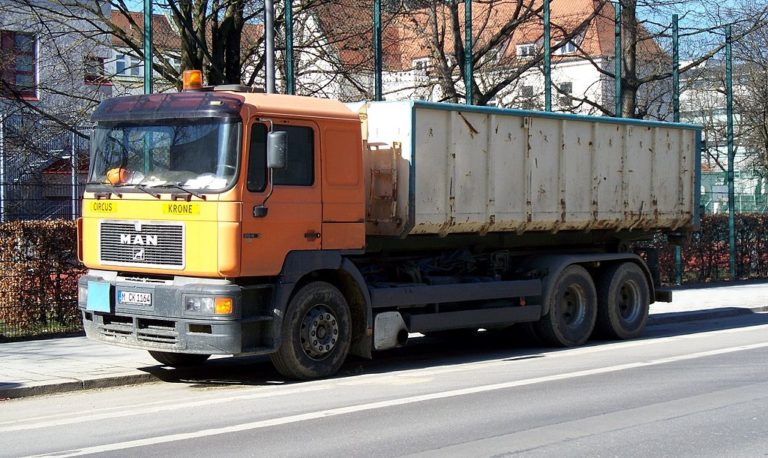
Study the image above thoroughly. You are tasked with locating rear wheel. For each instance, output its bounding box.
[270,281,351,380]
[149,351,210,368]
[535,265,597,347]
[595,262,650,339]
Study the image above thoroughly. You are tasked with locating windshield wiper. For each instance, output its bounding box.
[164,183,207,200]
[85,181,125,199]
[142,182,206,200]
[135,184,161,199]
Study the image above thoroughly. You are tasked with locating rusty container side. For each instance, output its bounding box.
[354,101,699,239]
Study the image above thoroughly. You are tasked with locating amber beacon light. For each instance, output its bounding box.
[182,70,204,90]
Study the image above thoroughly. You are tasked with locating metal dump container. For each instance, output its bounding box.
[357,101,701,238]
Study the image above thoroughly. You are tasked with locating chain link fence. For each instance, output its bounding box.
[0,115,88,222]
[0,115,87,340]
[700,170,768,214]
[1,115,768,339]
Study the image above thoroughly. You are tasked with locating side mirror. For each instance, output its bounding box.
[267,131,287,169]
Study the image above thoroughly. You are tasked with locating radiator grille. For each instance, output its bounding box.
[100,221,184,269]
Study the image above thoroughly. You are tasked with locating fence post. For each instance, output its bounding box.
[544,0,551,111]
[373,0,382,101]
[614,0,622,117]
[285,0,295,95]
[71,130,77,220]
[673,14,682,285]
[464,0,472,105]
[726,25,736,280]
[0,113,4,223]
[143,0,153,94]
[265,0,276,94]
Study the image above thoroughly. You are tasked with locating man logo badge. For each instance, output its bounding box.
[132,248,145,261]
[120,234,158,245]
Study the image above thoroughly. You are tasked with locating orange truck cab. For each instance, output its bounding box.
[79,88,372,379]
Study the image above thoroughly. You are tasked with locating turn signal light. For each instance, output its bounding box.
[215,297,233,315]
[182,70,204,91]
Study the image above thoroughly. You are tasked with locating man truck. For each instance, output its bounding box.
[78,72,700,379]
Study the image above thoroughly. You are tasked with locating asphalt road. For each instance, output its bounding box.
[3,313,768,457]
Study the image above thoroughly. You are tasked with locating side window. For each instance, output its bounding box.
[247,123,267,192]
[274,125,314,186]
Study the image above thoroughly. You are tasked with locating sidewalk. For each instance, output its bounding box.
[2,281,768,399]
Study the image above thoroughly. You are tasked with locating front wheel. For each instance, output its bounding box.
[270,281,351,380]
[535,265,597,347]
[149,351,210,368]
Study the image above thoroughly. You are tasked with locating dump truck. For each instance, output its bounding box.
[78,74,700,379]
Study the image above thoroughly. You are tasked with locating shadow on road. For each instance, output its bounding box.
[138,309,768,389]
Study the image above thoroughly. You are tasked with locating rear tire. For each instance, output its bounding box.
[149,351,210,368]
[270,281,351,380]
[595,262,650,339]
[535,265,597,347]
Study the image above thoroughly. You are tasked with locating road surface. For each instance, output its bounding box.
[2,313,768,457]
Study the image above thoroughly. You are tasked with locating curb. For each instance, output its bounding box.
[0,372,159,400]
[648,305,768,326]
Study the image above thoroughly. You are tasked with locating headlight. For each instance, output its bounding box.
[185,296,233,315]
[185,296,215,313]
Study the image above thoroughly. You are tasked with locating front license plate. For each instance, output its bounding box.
[118,291,152,306]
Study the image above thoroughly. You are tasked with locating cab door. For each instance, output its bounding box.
[240,119,322,276]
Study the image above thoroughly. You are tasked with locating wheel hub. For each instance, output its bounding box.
[300,305,339,360]
[618,281,641,322]
[560,285,586,327]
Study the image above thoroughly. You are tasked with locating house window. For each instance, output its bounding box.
[521,85,534,98]
[516,43,536,58]
[84,55,106,84]
[558,81,573,107]
[115,52,143,77]
[520,85,536,110]
[167,55,181,73]
[412,58,430,72]
[554,40,578,55]
[0,30,37,98]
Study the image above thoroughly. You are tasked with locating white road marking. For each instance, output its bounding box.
[0,384,330,432]
[7,322,768,431]
[29,341,768,458]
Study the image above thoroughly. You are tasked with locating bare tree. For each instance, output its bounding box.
[388,0,609,105]
[733,2,768,180]
[602,0,767,118]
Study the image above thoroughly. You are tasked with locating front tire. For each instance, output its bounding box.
[535,265,597,347]
[270,281,351,380]
[595,262,650,339]
[149,351,210,367]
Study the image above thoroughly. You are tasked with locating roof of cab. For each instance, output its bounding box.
[231,91,360,121]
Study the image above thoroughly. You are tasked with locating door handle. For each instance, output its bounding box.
[304,231,321,241]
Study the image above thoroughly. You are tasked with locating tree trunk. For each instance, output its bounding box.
[620,0,639,117]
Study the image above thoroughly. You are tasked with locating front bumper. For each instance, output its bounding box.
[78,270,274,355]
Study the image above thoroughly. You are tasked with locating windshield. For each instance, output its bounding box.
[88,119,241,192]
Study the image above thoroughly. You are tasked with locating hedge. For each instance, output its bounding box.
[0,215,766,339]
[0,220,85,339]
[639,214,768,284]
